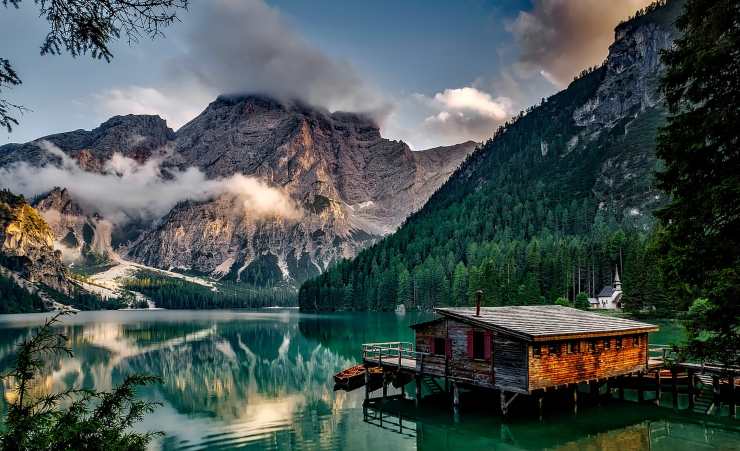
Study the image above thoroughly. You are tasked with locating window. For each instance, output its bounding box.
[548,343,561,356]
[633,335,640,347]
[434,337,446,356]
[589,340,597,352]
[603,338,611,350]
[473,330,486,360]
[616,337,623,350]
[568,341,580,354]
[533,344,541,357]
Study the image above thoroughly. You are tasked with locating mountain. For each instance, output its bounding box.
[0,190,72,311]
[298,0,685,312]
[0,96,474,290]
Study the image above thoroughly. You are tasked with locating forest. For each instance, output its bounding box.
[299,65,669,314]
[123,270,297,309]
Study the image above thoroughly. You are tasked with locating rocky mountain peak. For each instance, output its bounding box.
[1,93,475,288]
[0,190,71,294]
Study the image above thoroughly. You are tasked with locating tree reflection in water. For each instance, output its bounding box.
[0,310,737,451]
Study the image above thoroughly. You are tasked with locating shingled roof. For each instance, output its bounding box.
[432,305,658,342]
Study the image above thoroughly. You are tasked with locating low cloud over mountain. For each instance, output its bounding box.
[0,141,301,225]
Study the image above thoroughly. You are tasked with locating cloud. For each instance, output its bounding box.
[95,0,391,128]
[0,141,302,224]
[432,87,511,120]
[93,85,211,130]
[509,0,654,87]
[391,87,513,149]
[178,0,390,116]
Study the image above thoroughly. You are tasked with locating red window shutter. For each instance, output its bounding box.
[427,337,434,354]
[484,331,492,360]
[466,330,474,357]
[445,338,451,358]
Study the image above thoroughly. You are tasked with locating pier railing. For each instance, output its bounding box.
[649,344,673,365]
[362,341,427,369]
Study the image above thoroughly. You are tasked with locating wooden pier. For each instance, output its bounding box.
[339,306,738,419]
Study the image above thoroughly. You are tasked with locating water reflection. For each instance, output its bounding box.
[0,311,735,451]
[364,400,740,450]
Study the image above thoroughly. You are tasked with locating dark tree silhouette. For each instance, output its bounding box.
[655,0,740,366]
[0,311,162,450]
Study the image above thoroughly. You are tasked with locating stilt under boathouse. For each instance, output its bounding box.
[356,304,663,417]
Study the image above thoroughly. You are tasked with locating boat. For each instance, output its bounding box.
[334,364,368,391]
[334,364,384,391]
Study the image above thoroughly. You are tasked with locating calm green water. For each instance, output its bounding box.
[0,310,736,450]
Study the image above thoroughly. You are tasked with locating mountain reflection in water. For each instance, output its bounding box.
[0,310,736,450]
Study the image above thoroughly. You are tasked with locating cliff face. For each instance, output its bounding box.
[298,0,687,311]
[568,2,683,219]
[0,97,474,287]
[126,96,475,284]
[0,115,175,169]
[0,190,70,294]
[33,187,117,264]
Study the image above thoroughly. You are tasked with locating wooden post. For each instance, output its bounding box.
[655,371,661,406]
[453,383,460,408]
[415,376,421,406]
[731,375,736,419]
[572,385,579,414]
[711,375,720,415]
[618,377,625,400]
[671,368,678,409]
[537,393,544,421]
[382,371,388,401]
[590,381,599,405]
[365,368,370,401]
[444,356,450,396]
[500,391,508,417]
[687,369,695,410]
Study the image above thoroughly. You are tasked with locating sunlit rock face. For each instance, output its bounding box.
[0,96,474,287]
[0,190,70,294]
[33,187,117,264]
[127,96,474,285]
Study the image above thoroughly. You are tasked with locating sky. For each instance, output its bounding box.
[0,0,653,150]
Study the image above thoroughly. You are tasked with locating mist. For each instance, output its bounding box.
[0,141,302,225]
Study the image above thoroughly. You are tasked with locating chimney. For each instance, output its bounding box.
[475,290,483,317]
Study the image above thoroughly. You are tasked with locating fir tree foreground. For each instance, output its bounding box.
[0,312,161,450]
[655,0,740,367]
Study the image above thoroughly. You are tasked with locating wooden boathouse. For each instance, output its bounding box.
[361,305,660,415]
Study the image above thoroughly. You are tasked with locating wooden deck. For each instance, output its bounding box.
[364,356,417,370]
[355,340,738,418]
[362,342,423,372]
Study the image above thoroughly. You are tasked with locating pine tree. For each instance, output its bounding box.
[451,263,468,306]
[655,0,740,365]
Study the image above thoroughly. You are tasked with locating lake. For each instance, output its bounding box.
[0,310,737,450]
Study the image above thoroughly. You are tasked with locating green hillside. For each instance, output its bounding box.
[299,2,683,313]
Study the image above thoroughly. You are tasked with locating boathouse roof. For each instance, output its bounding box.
[418,305,657,342]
